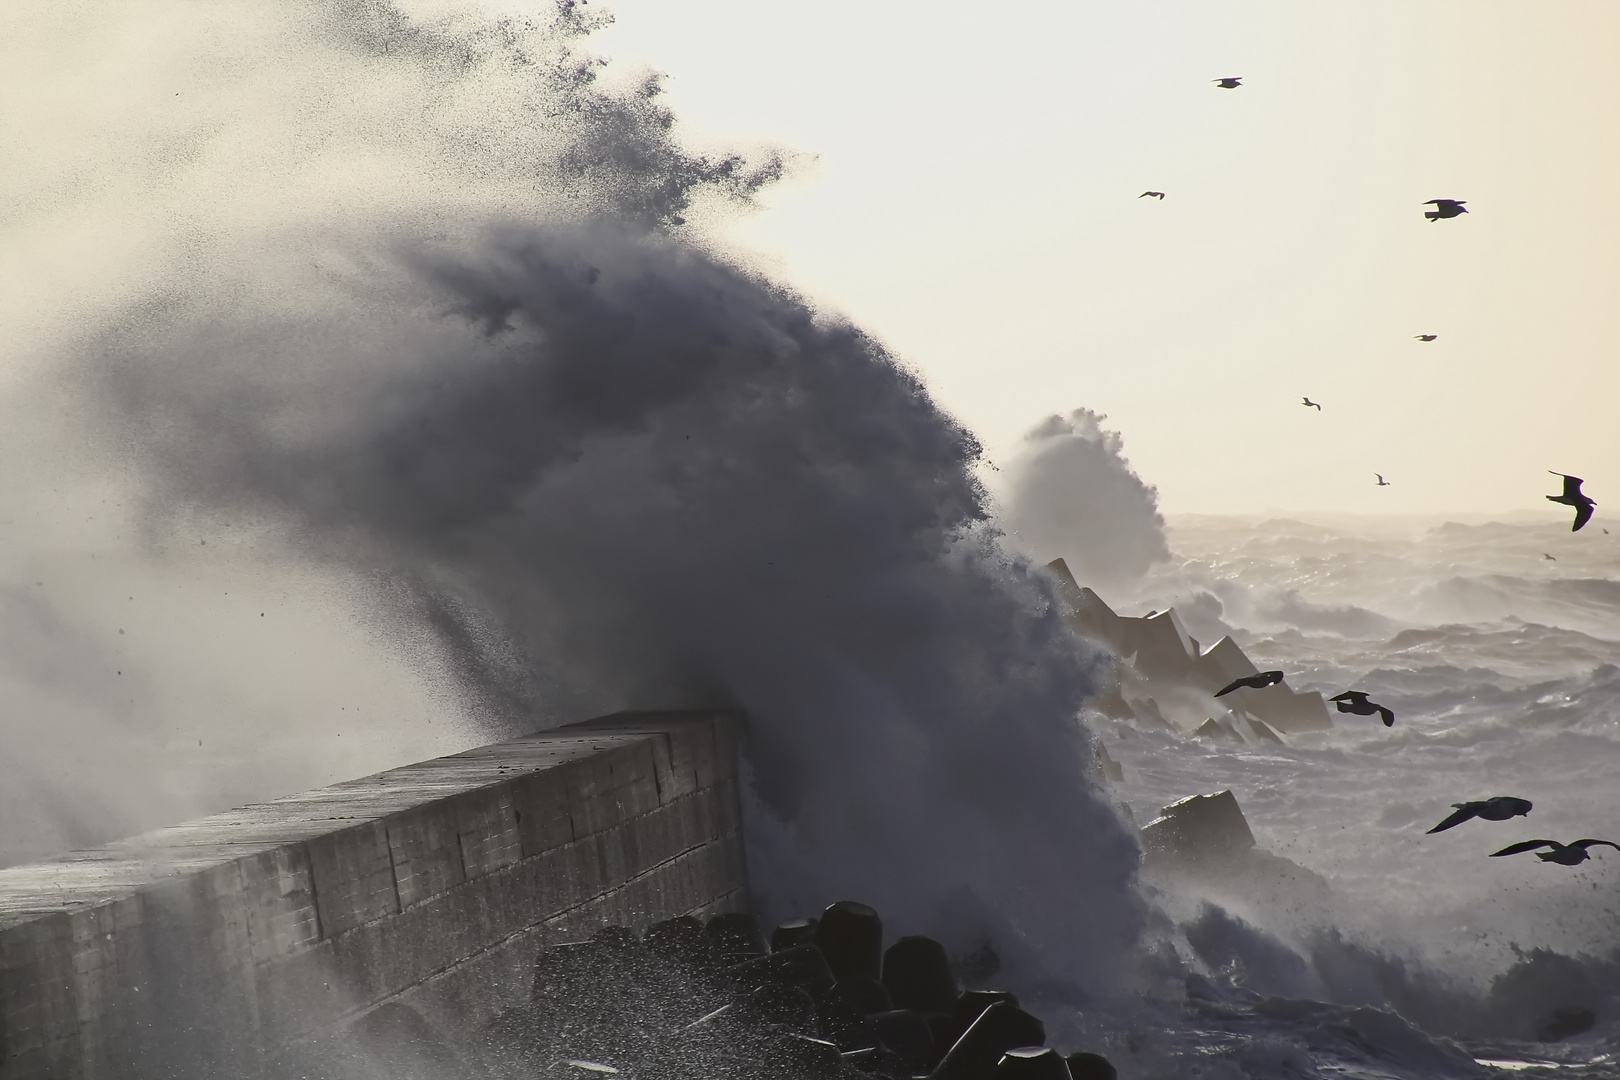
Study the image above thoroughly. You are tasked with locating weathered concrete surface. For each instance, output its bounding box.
[0,710,747,1079]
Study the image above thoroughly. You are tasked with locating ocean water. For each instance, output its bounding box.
[1073,514,1620,1078]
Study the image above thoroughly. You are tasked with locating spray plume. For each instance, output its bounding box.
[1001,409,1171,592]
[3,1,1149,987]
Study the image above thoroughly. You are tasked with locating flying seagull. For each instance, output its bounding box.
[1302,397,1321,410]
[1415,335,1438,342]
[1547,472,1596,532]
[1214,670,1285,697]
[1543,553,1557,561]
[1490,839,1620,866]
[1214,77,1242,89]
[1330,690,1394,726]
[1140,191,1165,199]
[1424,199,1467,221]
[1427,797,1533,834]
[1376,474,1391,487]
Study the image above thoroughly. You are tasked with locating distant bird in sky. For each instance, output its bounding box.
[1376,474,1391,487]
[1214,670,1285,697]
[1424,199,1467,221]
[1214,77,1242,88]
[1331,691,1395,726]
[1427,797,1533,834]
[1491,838,1620,866]
[1547,472,1596,532]
[1140,191,1165,199]
[1415,334,1438,342]
[1302,397,1321,410]
[1543,553,1557,561]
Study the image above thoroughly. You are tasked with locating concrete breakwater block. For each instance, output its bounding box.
[931,1001,1046,1080]
[1064,1051,1119,1080]
[774,916,821,951]
[1140,789,1257,863]
[942,990,1020,1051]
[814,900,885,981]
[475,900,1116,1080]
[1138,788,1333,911]
[996,1046,1072,1080]
[883,935,959,1014]
[866,1009,937,1072]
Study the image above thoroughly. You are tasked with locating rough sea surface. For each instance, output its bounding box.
[1078,514,1620,1079]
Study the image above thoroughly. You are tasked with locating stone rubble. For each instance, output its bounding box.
[469,902,1118,1080]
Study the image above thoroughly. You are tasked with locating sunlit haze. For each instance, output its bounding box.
[545,0,1618,517]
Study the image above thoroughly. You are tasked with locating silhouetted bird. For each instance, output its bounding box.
[1415,334,1438,342]
[1490,839,1620,866]
[1214,670,1285,697]
[1140,191,1165,199]
[1543,553,1557,561]
[1330,691,1394,726]
[1214,77,1242,88]
[1424,199,1467,221]
[1547,472,1596,532]
[1376,474,1391,487]
[1300,397,1321,410]
[1427,797,1533,834]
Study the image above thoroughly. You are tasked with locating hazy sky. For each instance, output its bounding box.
[461,0,1619,518]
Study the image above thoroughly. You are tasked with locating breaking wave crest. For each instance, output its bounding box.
[16,1,1150,990]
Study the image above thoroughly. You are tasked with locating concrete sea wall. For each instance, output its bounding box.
[0,711,748,1079]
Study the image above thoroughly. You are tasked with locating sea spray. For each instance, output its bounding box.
[999,410,1171,594]
[91,217,1147,990]
[38,0,1148,986]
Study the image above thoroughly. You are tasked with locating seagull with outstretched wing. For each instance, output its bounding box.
[1427,796,1532,834]
[1424,199,1467,220]
[1490,839,1620,865]
[1214,670,1285,697]
[1331,690,1395,726]
[1547,472,1596,532]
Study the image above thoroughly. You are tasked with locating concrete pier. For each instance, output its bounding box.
[0,711,748,1079]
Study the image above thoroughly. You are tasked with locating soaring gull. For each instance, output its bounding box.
[1330,691,1394,726]
[1214,670,1285,697]
[1547,472,1596,532]
[1424,199,1467,221]
[1427,797,1532,834]
[1491,839,1620,866]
